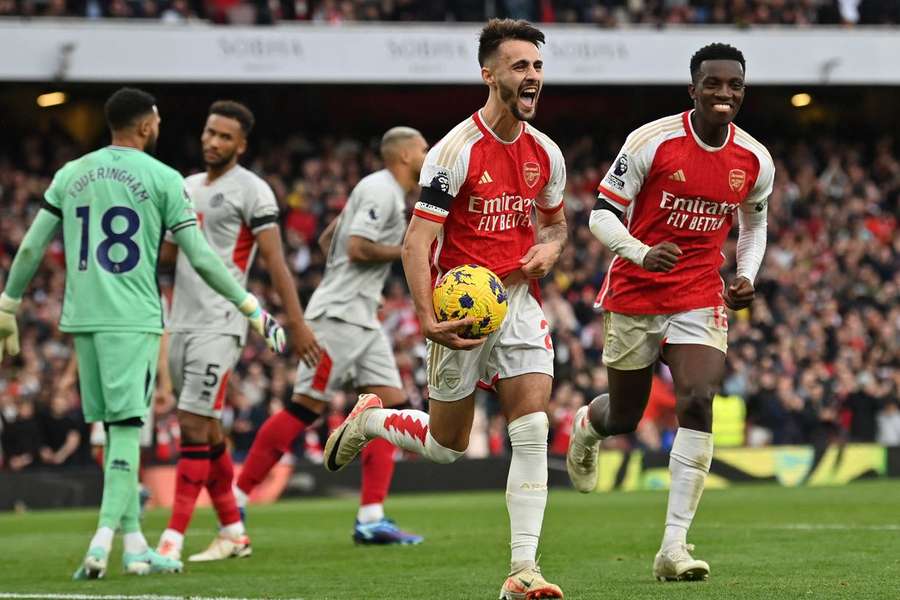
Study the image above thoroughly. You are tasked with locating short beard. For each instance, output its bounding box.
[499,82,535,123]
[204,152,234,170]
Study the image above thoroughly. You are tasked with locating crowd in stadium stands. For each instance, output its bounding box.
[0,126,898,472]
[1,0,899,25]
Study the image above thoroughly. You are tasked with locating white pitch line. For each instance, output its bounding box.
[706,523,900,531]
[0,594,304,600]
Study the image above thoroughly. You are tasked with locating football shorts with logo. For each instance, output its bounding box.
[76,332,161,423]
[601,306,729,371]
[169,332,242,419]
[293,317,402,400]
[427,283,554,401]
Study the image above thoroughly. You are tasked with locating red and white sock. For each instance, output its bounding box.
[162,443,211,550]
[207,442,244,536]
[358,438,394,523]
[363,408,464,464]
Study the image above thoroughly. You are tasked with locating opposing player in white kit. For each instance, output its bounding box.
[157,101,321,562]
[324,19,568,599]
[233,126,428,545]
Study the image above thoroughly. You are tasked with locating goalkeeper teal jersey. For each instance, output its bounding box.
[44,145,197,333]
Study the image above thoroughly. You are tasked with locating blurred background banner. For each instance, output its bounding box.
[3,22,900,83]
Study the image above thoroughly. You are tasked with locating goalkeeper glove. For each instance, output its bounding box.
[0,293,21,361]
[239,294,286,353]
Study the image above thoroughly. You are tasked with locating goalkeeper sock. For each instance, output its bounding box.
[363,408,464,464]
[506,412,549,569]
[662,427,713,549]
[98,425,141,532]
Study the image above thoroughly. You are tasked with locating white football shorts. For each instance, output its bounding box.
[169,332,243,419]
[427,283,554,402]
[293,317,402,401]
[601,305,729,371]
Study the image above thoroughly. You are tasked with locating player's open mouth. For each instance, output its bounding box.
[519,86,539,110]
[712,103,733,113]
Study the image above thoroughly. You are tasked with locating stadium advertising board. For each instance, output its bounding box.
[2,22,900,84]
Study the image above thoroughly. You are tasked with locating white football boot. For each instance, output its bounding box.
[566,405,600,493]
[323,393,383,472]
[653,543,710,581]
[188,533,252,562]
[499,564,564,599]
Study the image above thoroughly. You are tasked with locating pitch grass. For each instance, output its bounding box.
[1,480,899,599]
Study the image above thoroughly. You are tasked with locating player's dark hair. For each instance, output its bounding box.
[104,87,157,131]
[478,19,545,67]
[690,43,746,82]
[209,100,255,136]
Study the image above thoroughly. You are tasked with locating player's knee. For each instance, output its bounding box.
[178,410,211,444]
[675,386,715,430]
[507,412,549,453]
[425,432,466,464]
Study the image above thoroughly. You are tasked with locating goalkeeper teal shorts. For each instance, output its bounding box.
[74,332,161,424]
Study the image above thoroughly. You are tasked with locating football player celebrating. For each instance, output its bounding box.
[323,19,568,599]
[567,43,773,582]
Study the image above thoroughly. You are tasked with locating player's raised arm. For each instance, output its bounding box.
[255,226,321,367]
[0,180,66,359]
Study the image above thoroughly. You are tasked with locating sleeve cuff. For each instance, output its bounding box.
[597,185,632,209]
[40,200,63,219]
[536,201,564,215]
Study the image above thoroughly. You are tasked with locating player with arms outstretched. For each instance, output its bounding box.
[156,101,320,562]
[566,44,773,582]
[0,88,285,579]
[323,19,568,598]
[232,126,427,545]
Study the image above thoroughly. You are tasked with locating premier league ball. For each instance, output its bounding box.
[432,264,508,339]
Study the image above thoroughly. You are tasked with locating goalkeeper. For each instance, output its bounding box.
[0,87,285,580]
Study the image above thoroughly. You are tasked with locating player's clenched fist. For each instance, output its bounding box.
[423,317,486,351]
[519,241,563,279]
[723,276,755,311]
[239,294,287,353]
[642,242,683,273]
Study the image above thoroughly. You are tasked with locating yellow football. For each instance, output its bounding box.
[432,264,508,339]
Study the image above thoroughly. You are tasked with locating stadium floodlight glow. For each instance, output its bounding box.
[791,93,812,108]
[36,92,67,107]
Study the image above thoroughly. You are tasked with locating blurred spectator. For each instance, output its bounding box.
[1,397,42,470]
[38,391,86,467]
